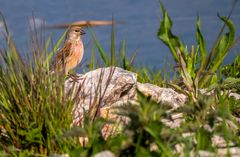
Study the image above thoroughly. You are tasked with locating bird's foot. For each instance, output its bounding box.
[67,73,84,82]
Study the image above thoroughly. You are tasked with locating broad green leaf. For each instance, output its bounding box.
[157,2,187,62]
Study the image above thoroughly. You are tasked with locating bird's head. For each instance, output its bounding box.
[66,26,85,41]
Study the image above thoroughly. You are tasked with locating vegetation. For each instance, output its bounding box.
[222,54,240,78]
[157,3,239,102]
[0,2,240,157]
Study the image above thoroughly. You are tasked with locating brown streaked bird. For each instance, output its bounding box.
[50,26,85,75]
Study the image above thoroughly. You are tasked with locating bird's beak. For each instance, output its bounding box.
[80,29,86,35]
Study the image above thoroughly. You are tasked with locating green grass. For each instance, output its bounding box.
[0,24,80,156]
[0,2,240,156]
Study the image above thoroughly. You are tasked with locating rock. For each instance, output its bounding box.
[63,66,240,155]
[229,92,240,100]
[94,150,115,157]
[161,117,184,128]
[137,83,187,109]
[65,67,188,124]
[211,135,235,148]
[198,151,215,157]
[217,147,240,156]
[65,67,137,124]
[99,105,129,139]
[136,83,187,128]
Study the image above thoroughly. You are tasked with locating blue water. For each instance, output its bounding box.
[0,0,240,70]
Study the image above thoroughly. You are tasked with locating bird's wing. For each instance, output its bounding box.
[50,42,72,71]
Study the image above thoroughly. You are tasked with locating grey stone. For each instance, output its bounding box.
[65,67,190,125]
[217,147,240,156]
[94,150,115,157]
[65,67,190,124]
[211,135,235,148]
[137,83,187,108]
[229,92,240,100]
[65,67,137,123]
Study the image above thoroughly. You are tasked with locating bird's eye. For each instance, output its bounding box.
[75,29,80,32]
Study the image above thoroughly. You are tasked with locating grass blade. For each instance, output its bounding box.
[196,15,207,68]
[110,17,115,65]
[44,30,67,67]
[89,28,109,65]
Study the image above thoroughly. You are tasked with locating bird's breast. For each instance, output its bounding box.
[71,42,84,64]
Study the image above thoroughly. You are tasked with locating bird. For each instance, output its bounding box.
[50,26,85,76]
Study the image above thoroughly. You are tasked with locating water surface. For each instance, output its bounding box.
[0,0,240,70]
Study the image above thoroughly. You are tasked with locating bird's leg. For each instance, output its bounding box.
[67,73,84,82]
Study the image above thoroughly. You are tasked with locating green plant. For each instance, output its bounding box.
[222,54,240,78]
[0,14,79,155]
[113,92,175,156]
[88,21,136,71]
[158,2,237,101]
[0,4,240,156]
[136,67,168,87]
